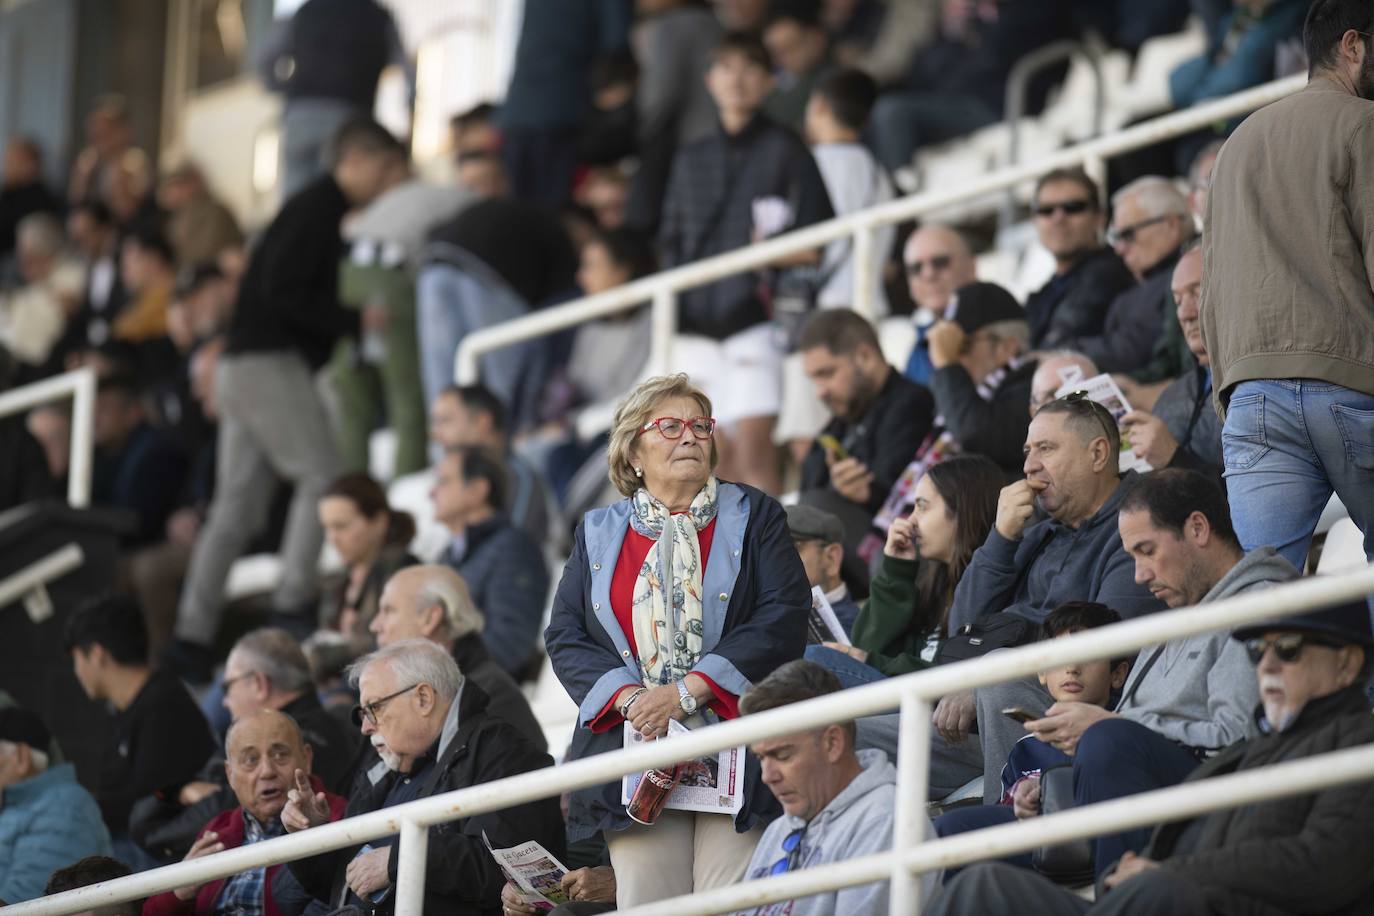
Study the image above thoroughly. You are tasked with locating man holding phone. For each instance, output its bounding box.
[797,308,935,560]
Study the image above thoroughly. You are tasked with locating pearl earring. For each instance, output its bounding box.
[634,467,643,478]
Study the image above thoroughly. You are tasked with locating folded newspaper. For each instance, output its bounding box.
[484,833,573,911]
[808,585,851,646]
[1054,371,1152,474]
[621,718,745,815]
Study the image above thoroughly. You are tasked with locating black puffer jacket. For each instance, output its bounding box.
[288,682,563,916]
[1148,686,1374,916]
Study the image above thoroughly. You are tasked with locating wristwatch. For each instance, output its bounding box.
[677,680,699,715]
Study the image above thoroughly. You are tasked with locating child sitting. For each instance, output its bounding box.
[932,602,1132,874]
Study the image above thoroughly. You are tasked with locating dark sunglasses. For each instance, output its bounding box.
[768,827,806,876]
[1106,214,1176,247]
[1244,633,1346,665]
[1034,199,1093,218]
[906,254,952,277]
[352,683,420,727]
[1060,390,1119,444]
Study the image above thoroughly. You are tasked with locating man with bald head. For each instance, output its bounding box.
[1061,176,1195,377]
[1029,351,1099,417]
[144,710,347,916]
[901,225,976,385]
[1120,245,1222,481]
[373,565,544,749]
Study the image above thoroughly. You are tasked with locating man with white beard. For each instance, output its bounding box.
[282,640,564,916]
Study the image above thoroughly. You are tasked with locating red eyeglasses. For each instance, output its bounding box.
[637,416,717,440]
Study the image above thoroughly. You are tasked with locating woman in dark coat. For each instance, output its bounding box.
[545,373,809,908]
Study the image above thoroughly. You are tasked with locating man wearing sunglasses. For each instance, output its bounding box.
[1024,168,1134,352]
[734,660,939,914]
[928,594,1374,915]
[900,225,976,387]
[1059,176,1194,381]
[284,639,562,916]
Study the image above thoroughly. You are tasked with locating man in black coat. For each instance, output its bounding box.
[284,640,563,916]
[1023,168,1134,352]
[371,564,546,751]
[167,118,407,683]
[798,308,934,561]
[927,596,1374,915]
[927,282,1038,477]
[1060,176,1195,378]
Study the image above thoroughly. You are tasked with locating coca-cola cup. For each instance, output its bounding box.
[626,763,681,825]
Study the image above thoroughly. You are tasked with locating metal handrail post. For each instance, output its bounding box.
[68,366,96,507]
[851,223,877,321]
[890,689,932,916]
[649,287,678,376]
[393,817,429,916]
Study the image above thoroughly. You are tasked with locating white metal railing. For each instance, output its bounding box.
[0,367,97,508]
[13,564,1374,916]
[0,542,86,623]
[453,73,1305,385]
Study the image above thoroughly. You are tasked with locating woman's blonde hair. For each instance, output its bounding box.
[607,374,718,497]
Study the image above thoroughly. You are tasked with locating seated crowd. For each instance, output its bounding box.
[4,2,1374,916]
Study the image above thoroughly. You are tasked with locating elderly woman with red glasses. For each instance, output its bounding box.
[545,373,809,909]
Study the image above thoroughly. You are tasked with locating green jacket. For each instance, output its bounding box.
[850,554,941,677]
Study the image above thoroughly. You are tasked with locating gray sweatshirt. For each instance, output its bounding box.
[733,750,938,916]
[1117,547,1298,752]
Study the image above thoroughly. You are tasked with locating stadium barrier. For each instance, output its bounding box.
[10,563,1374,916]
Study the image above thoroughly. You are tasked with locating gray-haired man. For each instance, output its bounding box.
[373,565,544,749]
[283,639,563,916]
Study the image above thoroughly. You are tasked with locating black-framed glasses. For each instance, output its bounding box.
[1060,391,1119,445]
[768,827,807,876]
[352,683,420,728]
[223,671,257,692]
[906,254,953,277]
[1244,633,1345,666]
[1034,199,1094,218]
[1106,214,1176,247]
[637,416,716,440]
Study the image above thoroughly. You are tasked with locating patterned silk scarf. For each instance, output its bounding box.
[628,477,720,685]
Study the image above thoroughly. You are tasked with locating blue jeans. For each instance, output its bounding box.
[416,263,549,432]
[1222,379,1374,570]
[804,644,887,689]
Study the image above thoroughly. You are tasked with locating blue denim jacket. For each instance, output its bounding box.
[546,481,810,841]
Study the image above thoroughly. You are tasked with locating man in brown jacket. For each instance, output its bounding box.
[1200,0,1374,572]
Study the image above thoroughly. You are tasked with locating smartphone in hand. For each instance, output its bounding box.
[1002,706,1044,724]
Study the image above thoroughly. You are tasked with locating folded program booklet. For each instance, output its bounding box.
[483,833,572,911]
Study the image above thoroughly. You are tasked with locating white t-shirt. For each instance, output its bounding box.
[812,143,896,316]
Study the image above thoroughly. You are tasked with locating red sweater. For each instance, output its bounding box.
[142,776,347,916]
[590,517,738,731]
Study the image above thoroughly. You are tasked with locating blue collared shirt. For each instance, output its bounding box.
[213,811,284,916]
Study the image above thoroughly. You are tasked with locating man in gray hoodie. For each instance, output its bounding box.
[734,660,939,915]
[1017,468,1296,875]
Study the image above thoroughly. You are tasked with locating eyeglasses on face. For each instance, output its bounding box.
[906,254,953,277]
[223,671,257,692]
[1244,633,1345,666]
[768,827,806,876]
[1106,214,1176,247]
[637,416,716,440]
[1034,199,1093,218]
[352,683,420,728]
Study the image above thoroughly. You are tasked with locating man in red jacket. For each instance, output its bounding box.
[144,709,347,915]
